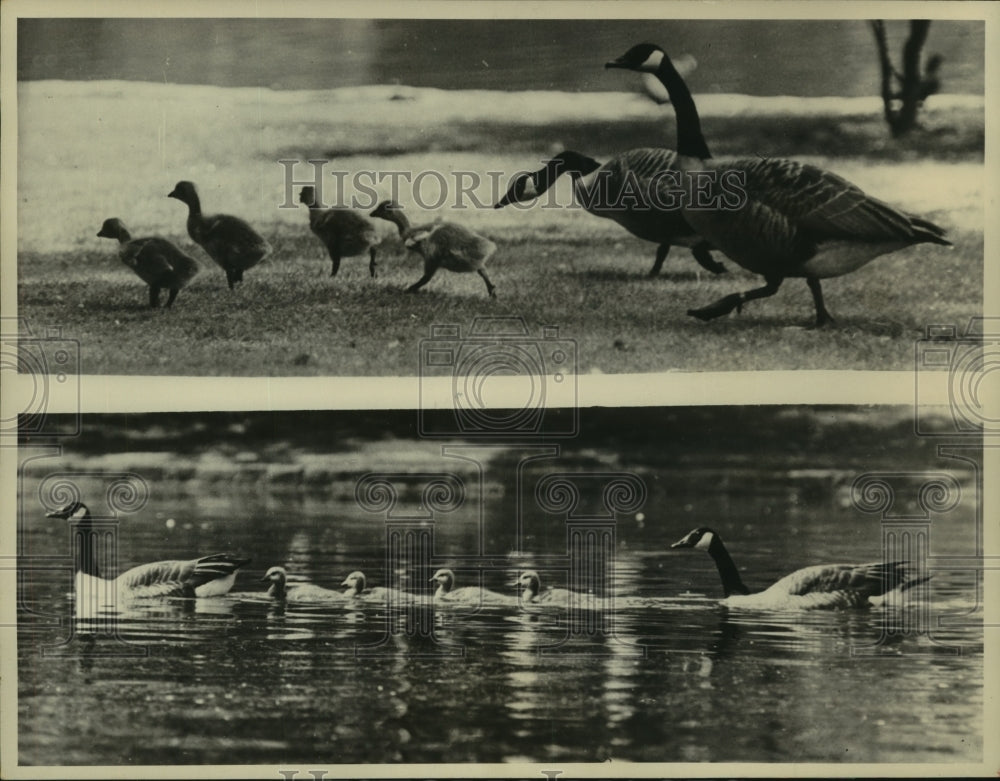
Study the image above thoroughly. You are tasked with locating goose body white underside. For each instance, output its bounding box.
[795,239,915,279]
[720,586,873,611]
[74,569,237,616]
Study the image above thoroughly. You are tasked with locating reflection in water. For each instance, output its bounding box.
[17,466,984,765]
[18,564,983,765]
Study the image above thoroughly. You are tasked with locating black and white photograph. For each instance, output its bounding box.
[13,407,986,766]
[9,12,986,374]
[1,1,997,779]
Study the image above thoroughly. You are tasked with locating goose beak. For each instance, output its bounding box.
[340,579,350,587]
[260,573,273,582]
[605,57,628,70]
[45,510,61,518]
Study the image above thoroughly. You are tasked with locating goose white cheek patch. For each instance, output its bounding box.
[695,532,714,550]
[643,51,665,71]
[521,178,539,199]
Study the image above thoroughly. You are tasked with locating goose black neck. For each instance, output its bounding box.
[706,535,750,597]
[383,209,410,237]
[117,227,132,244]
[72,512,101,578]
[268,580,286,599]
[546,151,602,183]
[184,191,202,216]
[655,56,712,160]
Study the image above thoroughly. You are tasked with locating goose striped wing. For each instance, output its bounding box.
[771,561,914,599]
[726,157,951,245]
[610,147,681,179]
[117,554,249,598]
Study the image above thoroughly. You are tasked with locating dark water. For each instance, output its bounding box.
[17,461,983,765]
[17,19,985,96]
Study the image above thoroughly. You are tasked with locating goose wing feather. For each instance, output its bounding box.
[117,553,248,596]
[116,559,194,596]
[770,561,913,598]
[724,158,949,244]
[608,147,681,179]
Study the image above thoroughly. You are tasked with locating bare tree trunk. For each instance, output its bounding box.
[871,20,933,137]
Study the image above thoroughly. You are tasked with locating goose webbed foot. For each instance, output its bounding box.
[687,293,743,321]
[688,278,783,322]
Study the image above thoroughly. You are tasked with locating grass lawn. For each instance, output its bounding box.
[15,81,984,375]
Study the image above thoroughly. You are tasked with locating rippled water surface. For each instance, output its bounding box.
[17,466,983,766]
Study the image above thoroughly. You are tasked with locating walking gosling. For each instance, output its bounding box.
[96,218,199,308]
[168,180,271,290]
[370,201,497,298]
[299,186,380,278]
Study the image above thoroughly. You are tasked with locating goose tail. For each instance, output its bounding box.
[908,215,952,247]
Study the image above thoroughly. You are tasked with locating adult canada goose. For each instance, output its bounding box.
[96,218,200,308]
[261,566,346,602]
[670,527,929,610]
[167,180,271,290]
[606,44,952,326]
[370,201,498,298]
[494,149,724,277]
[298,186,380,278]
[47,502,249,610]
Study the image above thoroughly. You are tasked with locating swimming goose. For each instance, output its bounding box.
[494,149,723,277]
[168,180,271,290]
[96,218,200,308]
[298,186,380,278]
[47,502,249,610]
[262,566,347,602]
[340,570,410,603]
[430,568,510,604]
[518,570,603,608]
[670,527,929,610]
[370,201,498,298]
[606,44,951,326]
